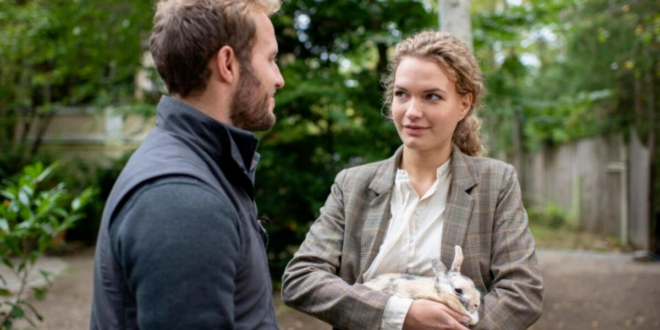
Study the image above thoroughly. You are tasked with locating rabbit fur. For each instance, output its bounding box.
[363,246,481,325]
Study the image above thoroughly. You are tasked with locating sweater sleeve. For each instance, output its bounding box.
[110,176,240,329]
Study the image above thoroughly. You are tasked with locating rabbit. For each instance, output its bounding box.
[363,246,481,325]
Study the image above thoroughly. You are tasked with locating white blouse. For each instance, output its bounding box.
[362,159,452,330]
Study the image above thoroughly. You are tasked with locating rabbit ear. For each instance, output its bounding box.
[450,246,464,272]
[431,257,447,277]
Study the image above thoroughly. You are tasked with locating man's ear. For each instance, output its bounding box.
[459,93,473,119]
[215,45,239,84]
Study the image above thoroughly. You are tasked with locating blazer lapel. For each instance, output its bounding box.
[357,147,402,282]
[441,145,478,269]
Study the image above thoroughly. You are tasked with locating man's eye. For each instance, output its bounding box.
[427,94,441,101]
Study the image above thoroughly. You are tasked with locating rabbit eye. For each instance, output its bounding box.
[454,288,463,294]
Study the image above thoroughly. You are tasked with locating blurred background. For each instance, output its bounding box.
[0,0,659,329]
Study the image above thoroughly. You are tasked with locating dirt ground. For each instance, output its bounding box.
[9,248,660,330]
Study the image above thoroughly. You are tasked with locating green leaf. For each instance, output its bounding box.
[11,305,24,319]
[0,218,9,232]
[39,270,52,286]
[71,197,81,211]
[0,190,14,201]
[2,257,16,270]
[0,288,11,296]
[33,286,47,301]
[17,261,26,273]
[25,302,44,321]
[18,190,29,206]
[52,208,68,218]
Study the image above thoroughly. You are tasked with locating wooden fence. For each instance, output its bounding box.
[25,107,153,162]
[517,131,650,250]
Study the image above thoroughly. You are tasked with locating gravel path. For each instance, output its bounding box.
[5,249,660,330]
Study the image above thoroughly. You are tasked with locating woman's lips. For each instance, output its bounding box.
[403,125,428,135]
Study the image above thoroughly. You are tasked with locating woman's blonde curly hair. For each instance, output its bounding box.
[382,30,485,157]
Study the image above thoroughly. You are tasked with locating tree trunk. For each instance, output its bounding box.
[635,70,645,135]
[512,109,522,175]
[29,82,53,157]
[30,111,55,157]
[647,53,659,254]
[377,43,388,79]
[439,0,473,52]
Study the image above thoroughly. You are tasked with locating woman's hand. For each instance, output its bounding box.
[402,299,470,330]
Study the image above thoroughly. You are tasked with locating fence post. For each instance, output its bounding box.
[104,107,124,144]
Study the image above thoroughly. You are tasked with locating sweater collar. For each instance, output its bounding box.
[155,96,259,172]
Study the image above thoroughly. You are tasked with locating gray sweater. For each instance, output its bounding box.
[91,96,278,329]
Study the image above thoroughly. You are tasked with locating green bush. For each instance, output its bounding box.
[53,153,133,246]
[527,202,571,229]
[0,162,95,329]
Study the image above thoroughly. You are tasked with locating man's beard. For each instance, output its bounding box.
[230,63,275,131]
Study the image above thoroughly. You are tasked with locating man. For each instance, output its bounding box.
[90,0,284,329]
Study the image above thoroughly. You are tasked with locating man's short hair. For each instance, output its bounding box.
[150,0,281,97]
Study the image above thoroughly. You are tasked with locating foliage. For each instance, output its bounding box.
[527,202,572,230]
[0,162,95,329]
[471,0,658,153]
[0,0,156,173]
[53,153,132,246]
[472,0,607,155]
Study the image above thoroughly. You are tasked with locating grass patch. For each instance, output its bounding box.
[527,201,628,252]
[530,224,627,252]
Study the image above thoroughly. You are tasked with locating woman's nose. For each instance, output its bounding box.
[405,99,423,119]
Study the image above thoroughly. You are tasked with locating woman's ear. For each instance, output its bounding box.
[215,45,239,85]
[459,93,473,119]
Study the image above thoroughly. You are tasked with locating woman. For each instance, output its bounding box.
[282,30,543,330]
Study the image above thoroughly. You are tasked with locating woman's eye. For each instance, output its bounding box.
[394,91,406,98]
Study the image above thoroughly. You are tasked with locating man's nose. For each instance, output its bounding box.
[274,65,285,89]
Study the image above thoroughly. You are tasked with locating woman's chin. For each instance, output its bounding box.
[401,140,436,153]
[400,136,425,149]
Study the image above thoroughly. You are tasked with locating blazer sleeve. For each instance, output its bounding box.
[281,170,390,330]
[475,164,544,329]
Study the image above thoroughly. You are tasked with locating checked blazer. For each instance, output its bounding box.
[281,145,544,330]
